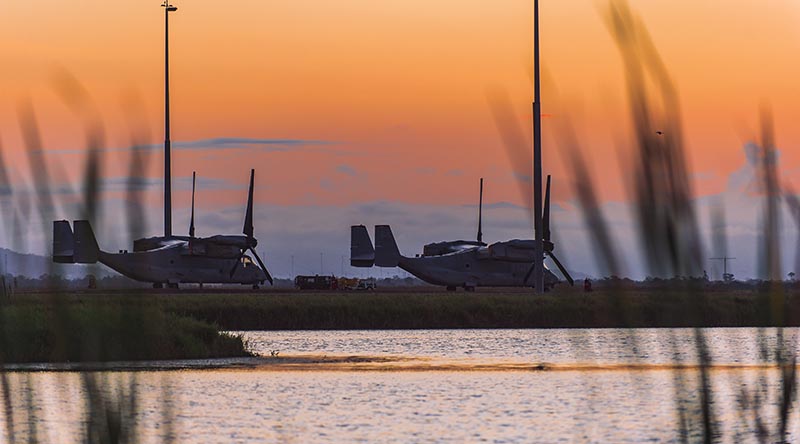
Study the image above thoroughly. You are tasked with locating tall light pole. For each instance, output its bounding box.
[162,1,178,237]
[532,0,544,293]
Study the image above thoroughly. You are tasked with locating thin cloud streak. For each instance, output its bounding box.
[42,137,341,154]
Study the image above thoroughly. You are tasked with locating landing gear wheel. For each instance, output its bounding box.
[153,283,163,289]
[252,284,260,290]
[446,286,457,292]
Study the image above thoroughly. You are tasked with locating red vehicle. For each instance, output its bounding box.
[294,275,338,290]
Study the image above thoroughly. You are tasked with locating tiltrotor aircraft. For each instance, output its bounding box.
[350,177,573,291]
[51,2,272,289]
[351,0,574,291]
[54,169,272,289]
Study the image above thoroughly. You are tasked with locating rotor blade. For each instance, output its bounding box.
[243,169,254,238]
[249,247,274,285]
[229,249,245,278]
[189,171,196,238]
[477,178,483,243]
[546,251,574,286]
[523,262,536,285]
[543,175,551,242]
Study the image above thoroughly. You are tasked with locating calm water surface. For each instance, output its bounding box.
[242,328,800,366]
[2,328,799,443]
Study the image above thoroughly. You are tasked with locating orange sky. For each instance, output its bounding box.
[1,0,800,210]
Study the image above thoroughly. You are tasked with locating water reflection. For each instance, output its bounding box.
[1,365,798,443]
[241,328,800,366]
[2,329,800,442]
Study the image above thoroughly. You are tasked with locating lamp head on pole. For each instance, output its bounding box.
[161,2,178,12]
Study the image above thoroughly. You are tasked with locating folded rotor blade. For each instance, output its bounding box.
[523,262,536,285]
[477,178,483,243]
[229,249,246,278]
[189,171,196,237]
[249,247,274,285]
[543,175,551,242]
[243,169,254,238]
[546,251,574,286]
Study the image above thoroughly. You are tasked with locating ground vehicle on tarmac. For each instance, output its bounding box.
[294,275,338,290]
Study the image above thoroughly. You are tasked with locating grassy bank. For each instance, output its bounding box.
[6,286,800,331]
[162,288,800,329]
[0,302,250,363]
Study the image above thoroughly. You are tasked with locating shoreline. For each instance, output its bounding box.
[2,353,796,373]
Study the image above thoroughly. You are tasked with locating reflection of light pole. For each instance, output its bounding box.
[162,1,178,237]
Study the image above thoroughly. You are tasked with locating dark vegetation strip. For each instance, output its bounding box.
[0,303,250,363]
[7,287,800,331]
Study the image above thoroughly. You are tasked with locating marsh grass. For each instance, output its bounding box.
[148,288,800,330]
[0,303,250,363]
[6,288,799,331]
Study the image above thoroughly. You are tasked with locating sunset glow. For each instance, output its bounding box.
[0,0,797,210]
[1,0,800,280]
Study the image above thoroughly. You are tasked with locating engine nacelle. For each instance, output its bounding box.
[423,240,486,257]
[485,239,554,262]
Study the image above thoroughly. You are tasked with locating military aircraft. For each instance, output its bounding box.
[53,169,272,289]
[350,0,573,291]
[350,176,573,291]
[51,2,272,289]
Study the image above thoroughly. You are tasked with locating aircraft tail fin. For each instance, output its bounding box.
[73,220,100,264]
[374,225,401,267]
[350,225,375,267]
[52,220,75,263]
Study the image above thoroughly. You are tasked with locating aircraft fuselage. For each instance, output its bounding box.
[99,241,266,285]
[397,247,559,288]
